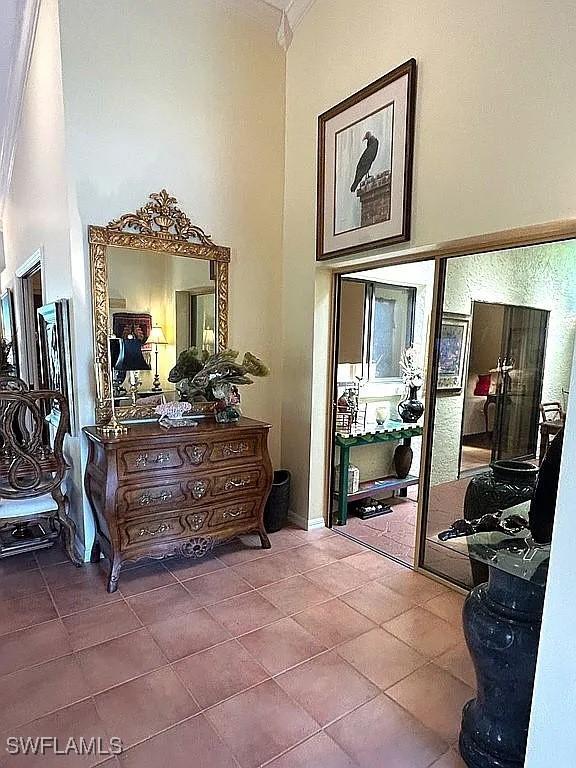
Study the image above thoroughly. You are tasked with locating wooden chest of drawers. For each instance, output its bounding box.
[83,417,273,592]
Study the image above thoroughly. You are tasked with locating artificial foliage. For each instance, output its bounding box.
[168,348,269,401]
[400,346,423,390]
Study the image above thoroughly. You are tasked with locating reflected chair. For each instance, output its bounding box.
[0,379,80,562]
[538,401,564,465]
[539,401,563,423]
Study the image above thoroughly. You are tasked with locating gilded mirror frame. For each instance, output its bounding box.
[89,190,230,425]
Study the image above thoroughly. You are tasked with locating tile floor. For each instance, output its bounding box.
[0,528,472,767]
[336,494,418,565]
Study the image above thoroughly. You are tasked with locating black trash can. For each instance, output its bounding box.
[264,470,291,533]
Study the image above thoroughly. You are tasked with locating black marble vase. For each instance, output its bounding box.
[460,567,545,767]
[463,461,538,587]
[463,461,538,521]
[397,385,424,423]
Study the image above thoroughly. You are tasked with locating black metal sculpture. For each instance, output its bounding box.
[438,511,529,541]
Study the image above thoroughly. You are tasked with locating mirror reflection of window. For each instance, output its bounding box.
[370,284,415,380]
[337,278,415,383]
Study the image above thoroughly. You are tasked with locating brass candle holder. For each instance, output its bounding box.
[94,354,128,437]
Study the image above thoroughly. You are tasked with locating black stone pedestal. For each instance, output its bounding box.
[460,567,545,768]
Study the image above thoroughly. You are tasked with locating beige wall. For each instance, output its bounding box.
[283,0,576,523]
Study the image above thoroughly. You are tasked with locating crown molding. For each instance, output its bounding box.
[277,0,317,49]
[284,0,316,30]
[0,0,41,225]
[214,0,317,47]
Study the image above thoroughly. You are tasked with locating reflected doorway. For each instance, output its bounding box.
[459,301,548,475]
[19,262,44,389]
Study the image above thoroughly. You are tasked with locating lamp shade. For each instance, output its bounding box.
[115,338,151,372]
[148,325,167,345]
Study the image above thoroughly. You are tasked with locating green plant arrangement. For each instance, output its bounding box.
[0,338,15,377]
[168,348,269,422]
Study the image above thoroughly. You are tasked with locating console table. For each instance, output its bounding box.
[334,423,423,526]
[436,503,549,768]
[83,417,273,592]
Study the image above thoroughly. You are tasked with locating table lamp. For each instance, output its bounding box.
[115,335,151,402]
[148,324,167,392]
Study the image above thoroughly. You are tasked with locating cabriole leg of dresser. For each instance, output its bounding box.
[258,526,271,549]
[107,556,122,593]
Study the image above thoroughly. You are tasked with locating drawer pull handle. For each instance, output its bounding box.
[139,491,173,506]
[222,506,247,520]
[190,514,206,531]
[138,523,170,537]
[135,452,170,467]
[192,480,208,499]
[222,441,249,456]
[224,476,250,490]
[190,446,205,464]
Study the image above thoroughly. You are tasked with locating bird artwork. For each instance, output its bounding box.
[350,131,379,192]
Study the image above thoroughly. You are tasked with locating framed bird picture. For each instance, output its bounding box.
[316,59,417,261]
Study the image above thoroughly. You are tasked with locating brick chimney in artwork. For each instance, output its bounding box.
[356,170,391,227]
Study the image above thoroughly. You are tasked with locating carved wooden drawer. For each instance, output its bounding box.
[118,481,187,517]
[120,514,185,548]
[118,442,210,478]
[208,499,258,528]
[118,445,183,477]
[211,467,266,497]
[209,436,260,464]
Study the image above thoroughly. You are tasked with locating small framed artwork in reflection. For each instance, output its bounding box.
[437,313,470,392]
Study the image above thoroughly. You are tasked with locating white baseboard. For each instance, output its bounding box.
[288,509,327,531]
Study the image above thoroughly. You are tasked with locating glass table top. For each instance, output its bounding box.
[435,501,550,586]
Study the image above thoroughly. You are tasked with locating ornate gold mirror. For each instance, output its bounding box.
[89,190,229,425]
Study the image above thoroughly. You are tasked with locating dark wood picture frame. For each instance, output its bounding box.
[317,59,417,262]
[0,288,19,376]
[37,299,74,429]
